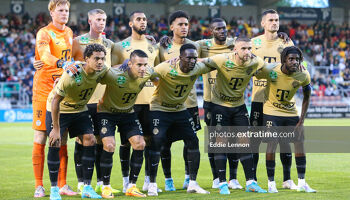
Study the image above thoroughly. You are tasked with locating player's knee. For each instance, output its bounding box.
[83,134,96,146]
[104,141,116,152]
[33,130,47,144]
[132,138,145,150]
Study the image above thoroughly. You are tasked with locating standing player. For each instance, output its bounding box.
[46,44,108,200]
[197,18,244,190]
[157,10,201,191]
[147,43,211,196]
[32,0,75,197]
[201,37,268,194]
[97,50,158,198]
[111,11,160,193]
[255,46,316,193]
[250,9,296,190]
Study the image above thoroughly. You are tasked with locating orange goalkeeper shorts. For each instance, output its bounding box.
[32,101,47,131]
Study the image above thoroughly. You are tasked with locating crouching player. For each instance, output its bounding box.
[255,46,316,193]
[45,44,108,200]
[96,50,158,198]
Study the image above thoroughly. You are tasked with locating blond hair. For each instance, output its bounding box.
[88,9,106,18]
[48,0,70,12]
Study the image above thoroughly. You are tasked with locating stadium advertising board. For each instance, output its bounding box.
[278,7,331,21]
[0,109,32,122]
[306,106,350,118]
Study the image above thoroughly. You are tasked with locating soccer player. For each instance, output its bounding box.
[147,43,212,196]
[71,9,119,195]
[111,10,160,193]
[255,46,316,193]
[33,9,119,194]
[197,18,243,190]
[46,43,108,200]
[158,10,201,191]
[97,50,158,198]
[250,9,296,191]
[32,0,75,197]
[200,37,268,194]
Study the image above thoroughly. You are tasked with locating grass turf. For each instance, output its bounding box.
[0,118,349,199]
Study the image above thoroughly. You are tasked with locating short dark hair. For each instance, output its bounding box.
[281,46,303,64]
[168,10,189,26]
[130,49,148,60]
[262,9,278,17]
[129,10,144,21]
[84,43,106,59]
[235,36,251,43]
[180,43,197,55]
[211,18,225,24]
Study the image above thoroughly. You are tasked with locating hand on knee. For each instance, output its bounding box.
[133,139,145,150]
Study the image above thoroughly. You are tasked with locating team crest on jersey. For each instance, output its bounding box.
[49,31,56,39]
[253,38,262,46]
[75,74,82,85]
[148,46,153,53]
[80,36,89,44]
[269,71,278,81]
[101,127,107,134]
[117,76,126,85]
[292,80,300,88]
[169,69,178,77]
[122,41,130,48]
[225,60,234,68]
[205,40,213,47]
[153,127,159,135]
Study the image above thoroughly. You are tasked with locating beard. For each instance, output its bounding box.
[132,25,146,35]
[215,35,226,42]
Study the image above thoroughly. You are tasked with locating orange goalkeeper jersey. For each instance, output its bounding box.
[33,22,73,102]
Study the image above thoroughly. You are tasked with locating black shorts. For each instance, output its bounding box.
[187,106,201,131]
[250,102,263,127]
[87,103,99,136]
[149,110,197,144]
[97,112,143,144]
[203,101,212,126]
[263,114,299,127]
[210,103,250,126]
[134,104,152,137]
[263,114,300,143]
[46,111,94,138]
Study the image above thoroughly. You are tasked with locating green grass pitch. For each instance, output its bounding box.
[0,118,350,199]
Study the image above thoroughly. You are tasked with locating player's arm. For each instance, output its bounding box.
[36,30,59,68]
[297,71,312,127]
[49,92,64,147]
[297,84,311,128]
[72,38,84,61]
[200,54,223,69]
